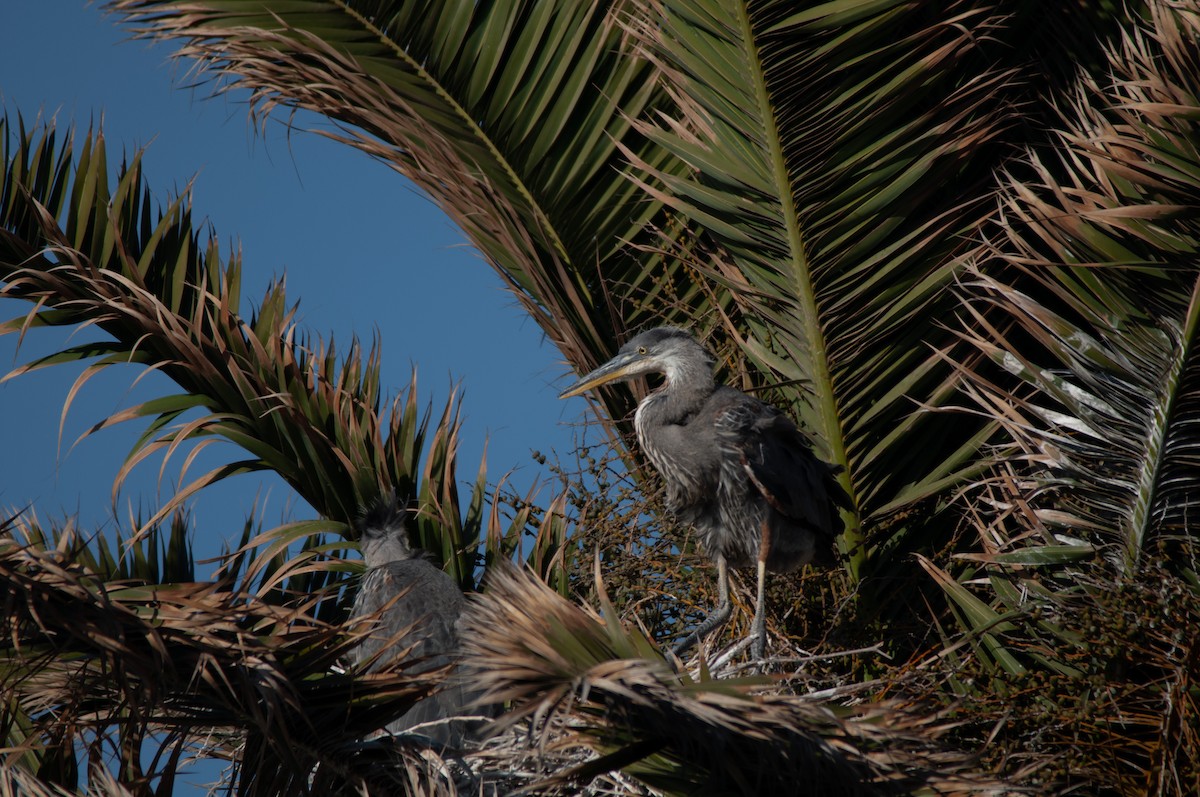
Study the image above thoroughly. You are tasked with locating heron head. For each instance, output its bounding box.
[359,494,415,566]
[558,326,712,399]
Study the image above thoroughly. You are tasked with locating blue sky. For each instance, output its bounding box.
[0,3,603,790]
[0,2,592,565]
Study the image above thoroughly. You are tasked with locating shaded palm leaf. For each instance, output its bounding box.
[619,2,1065,585]
[1,766,137,797]
[925,3,1200,789]
[959,0,1200,577]
[608,0,1143,606]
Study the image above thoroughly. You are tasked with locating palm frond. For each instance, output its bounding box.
[461,563,1012,795]
[923,3,1200,789]
[960,0,1200,575]
[0,765,137,797]
[0,116,499,590]
[0,513,452,795]
[617,1,1030,580]
[10,507,195,585]
[104,0,694,394]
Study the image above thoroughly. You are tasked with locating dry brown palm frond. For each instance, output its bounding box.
[0,523,453,795]
[460,564,1017,796]
[462,715,665,797]
[925,2,1200,792]
[0,765,137,797]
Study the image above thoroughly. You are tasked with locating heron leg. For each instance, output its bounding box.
[672,554,732,657]
[750,557,767,660]
[749,518,772,660]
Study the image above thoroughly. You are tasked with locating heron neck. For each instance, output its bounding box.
[363,537,414,568]
[657,361,715,422]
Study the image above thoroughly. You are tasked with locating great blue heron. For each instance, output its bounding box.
[559,327,849,659]
[350,495,471,745]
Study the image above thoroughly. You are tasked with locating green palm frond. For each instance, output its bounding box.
[10,508,195,585]
[105,0,692,389]
[0,115,497,586]
[619,2,1034,584]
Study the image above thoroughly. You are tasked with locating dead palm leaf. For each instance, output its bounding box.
[931,2,1200,790]
[0,512,458,795]
[460,563,1014,796]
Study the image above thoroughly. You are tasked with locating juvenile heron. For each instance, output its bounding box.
[350,495,470,745]
[559,327,848,659]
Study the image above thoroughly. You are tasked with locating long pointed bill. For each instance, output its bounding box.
[558,352,643,399]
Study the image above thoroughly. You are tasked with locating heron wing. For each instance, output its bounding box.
[350,559,465,672]
[349,558,474,743]
[713,389,846,539]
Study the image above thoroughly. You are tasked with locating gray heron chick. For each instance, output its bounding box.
[559,327,848,659]
[350,495,470,746]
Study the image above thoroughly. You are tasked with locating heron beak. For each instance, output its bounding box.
[558,353,643,399]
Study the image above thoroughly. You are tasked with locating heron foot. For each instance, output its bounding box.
[750,630,766,661]
[671,598,733,658]
[670,634,698,658]
[672,556,733,659]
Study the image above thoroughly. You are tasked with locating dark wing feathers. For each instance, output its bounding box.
[350,558,470,743]
[713,389,848,539]
[351,559,464,673]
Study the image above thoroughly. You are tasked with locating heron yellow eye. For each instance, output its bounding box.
[637,346,648,355]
